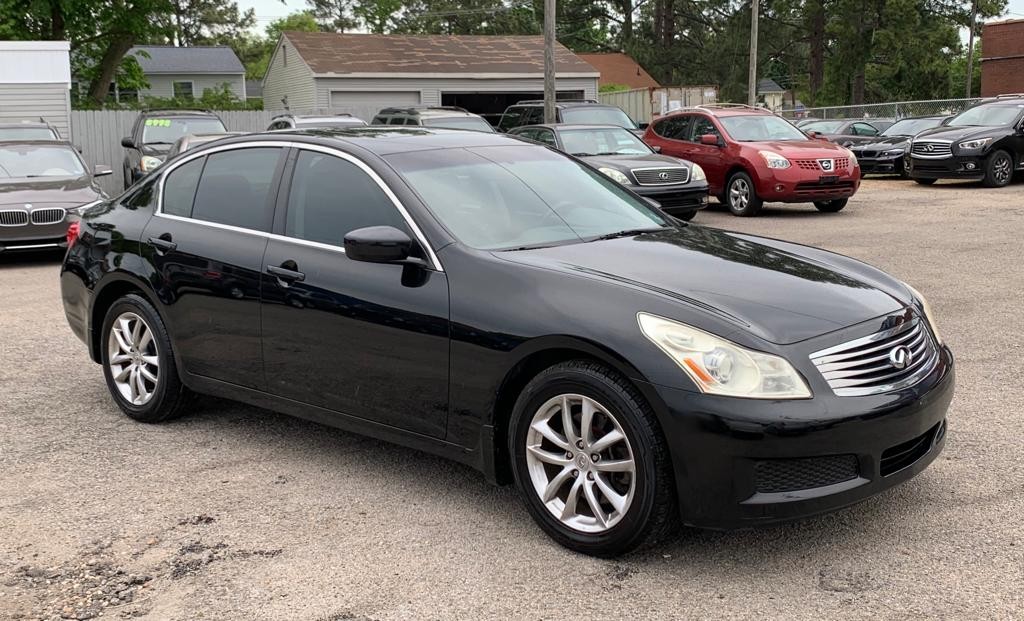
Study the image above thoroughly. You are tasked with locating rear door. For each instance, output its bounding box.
[259,146,450,438]
[142,144,287,389]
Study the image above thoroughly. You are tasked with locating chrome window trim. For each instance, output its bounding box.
[154,139,444,271]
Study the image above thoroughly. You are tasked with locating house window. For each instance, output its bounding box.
[173,81,194,100]
[118,86,139,104]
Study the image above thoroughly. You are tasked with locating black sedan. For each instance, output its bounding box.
[61,128,953,557]
[507,124,708,220]
[802,118,894,146]
[848,116,949,177]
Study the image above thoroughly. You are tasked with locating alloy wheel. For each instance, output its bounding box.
[730,178,750,210]
[993,154,1011,184]
[107,312,160,405]
[524,394,636,533]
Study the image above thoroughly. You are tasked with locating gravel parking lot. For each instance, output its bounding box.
[2,178,1022,620]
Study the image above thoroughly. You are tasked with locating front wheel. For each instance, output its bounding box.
[726,172,763,216]
[982,150,1013,188]
[814,198,848,212]
[510,361,676,557]
[913,177,937,186]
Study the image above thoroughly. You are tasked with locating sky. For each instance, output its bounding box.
[236,0,1024,36]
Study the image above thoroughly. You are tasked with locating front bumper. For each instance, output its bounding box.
[754,166,861,203]
[632,182,709,215]
[643,343,954,529]
[908,155,985,180]
[851,152,905,174]
[0,219,73,253]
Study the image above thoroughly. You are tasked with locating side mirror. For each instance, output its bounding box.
[700,134,720,146]
[121,136,136,149]
[806,130,822,139]
[344,226,425,266]
[93,164,113,177]
[651,145,662,153]
[638,122,650,130]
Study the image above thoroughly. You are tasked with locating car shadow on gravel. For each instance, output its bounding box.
[0,248,64,267]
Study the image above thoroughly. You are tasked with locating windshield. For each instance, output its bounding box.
[0,144,85,179]
[141,117,226,144]
[947,104,1022,127]
[0,127,59,140]
[561,107,638,129]
[387,145,668,250]
[881,118,944,136]
[560,127,651,155]
[719,115,809,141]
[422,116,495,132]
[800,120,844,133]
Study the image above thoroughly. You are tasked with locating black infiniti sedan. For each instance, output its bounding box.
[60,128,953,557]
[507,124,708,220]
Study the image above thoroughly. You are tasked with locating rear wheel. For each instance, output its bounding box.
[510,361,676,557]
[101,294,193,423]
[913,177,937,186]
[814,198,848,212]
[982,150,1013,188]
[726,172,762,216]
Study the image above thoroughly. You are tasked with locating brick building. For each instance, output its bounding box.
[981,19,1024,96]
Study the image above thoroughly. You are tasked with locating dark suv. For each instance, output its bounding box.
[907,95,1024,187]
[371,106,494,132]
[120,110,226,189]
[497,100,640,133]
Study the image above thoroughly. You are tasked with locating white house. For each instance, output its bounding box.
[0,41,72,139]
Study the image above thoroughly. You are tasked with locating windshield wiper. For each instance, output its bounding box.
[569,152,594,156]
[144,141,174,145]
[592,227,668,242]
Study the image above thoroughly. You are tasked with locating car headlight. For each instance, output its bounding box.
[598,167,632,185]
[883,149,905,157]
[140,155,164,172]
[758,151,791,169]
[903,283,943,345]
[690,163,706,182]
[958,137,991,150]
[637,313,812,399]
[70,199,104,215]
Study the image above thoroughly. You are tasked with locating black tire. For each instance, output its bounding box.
[670,210,697,222]
[913,177,937,186]
[509,360,676,557]
[100,294,193,423]
[725,171,763,216]
[814,198,848,212]
[982,149,1013,188]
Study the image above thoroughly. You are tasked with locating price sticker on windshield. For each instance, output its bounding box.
[144,119,172,127]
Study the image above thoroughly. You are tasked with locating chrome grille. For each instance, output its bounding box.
[911,141,952,157]
[30,208,66,225]
[810,318,938,397]
[632,167,689,185]
[793,158,849,171]
[0,210,29,226]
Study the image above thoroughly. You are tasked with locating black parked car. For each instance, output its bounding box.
[497,100,641,134]
[801,118,894,146]
[908,95,1024,187]
[61,128,953,557]
[508,124,708,220]
[120,109,226,189]
[848,116,949,177]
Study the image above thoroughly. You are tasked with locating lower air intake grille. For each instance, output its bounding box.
[754,455,860,493]
[880,421,942,476]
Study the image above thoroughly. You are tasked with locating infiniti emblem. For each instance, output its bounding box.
[888,345,913,370]
[818,159,834,172]
[925,144,935,152]
[658,171,670,180]
[575,453,590,470]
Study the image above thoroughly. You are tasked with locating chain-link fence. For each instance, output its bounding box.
[777,98,982,120]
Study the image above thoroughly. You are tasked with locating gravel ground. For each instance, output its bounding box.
[2,178,1023,620]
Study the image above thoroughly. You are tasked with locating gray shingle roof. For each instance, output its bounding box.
[757,78,785,93]
[128,46,245,74]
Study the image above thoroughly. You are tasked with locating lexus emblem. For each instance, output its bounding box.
[658,171,670,181]
[888,345,913,370]
[818,159,834,172]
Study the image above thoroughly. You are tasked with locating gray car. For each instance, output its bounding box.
[0,140,110,253]
[508,124,709,220]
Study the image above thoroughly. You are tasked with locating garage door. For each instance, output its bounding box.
[328,91,421,123]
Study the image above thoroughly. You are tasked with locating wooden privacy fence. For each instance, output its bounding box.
[70,110,280,195]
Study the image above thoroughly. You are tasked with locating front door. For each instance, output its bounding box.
[260,147,450,438]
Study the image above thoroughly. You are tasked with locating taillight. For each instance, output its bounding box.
[66,221,80,248]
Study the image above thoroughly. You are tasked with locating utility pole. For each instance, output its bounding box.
[747,0,759,106]
[965,0,978,99]
[544,0,557,123]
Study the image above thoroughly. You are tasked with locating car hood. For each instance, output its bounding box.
[497,225,907,345]
[581,153,690,170]
[826,134,878,147]
[745,139,851,157]
[850,136,912,150]
[913,125,1009,142]
[0,175,99,208]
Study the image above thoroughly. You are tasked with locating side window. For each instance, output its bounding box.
[534,129,557,146]
[690,116,721,142]
[523,106,544,126]
[191,148,281,231]
[285,150,409,248]
[854,123,878,136]
[371,116,387,125]
[162,157,204,217]
[653,116,690,140]
[499,107,524,131]
[389,116,406,125]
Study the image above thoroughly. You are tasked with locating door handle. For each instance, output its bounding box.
[267,264,305,283]
[147,234,176,255]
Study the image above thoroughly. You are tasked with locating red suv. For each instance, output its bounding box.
[643,104,861,216]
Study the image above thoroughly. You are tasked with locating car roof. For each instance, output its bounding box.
[513,123,634,132]
[139,109,219,117]
[377,107,482,118]
[202,126,529,156]
[510,100,609,109]
[276,113,357,120]
[0,139,74,147]
[0,121,54,128]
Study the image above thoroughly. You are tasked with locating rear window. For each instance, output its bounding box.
[561,107,637,129]
[499,107,527,131]
[190,148,281,231]
[0,127,59,140]
[422,116,495,132]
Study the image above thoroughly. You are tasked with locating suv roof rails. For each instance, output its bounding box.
[513,99,601,106]
[378,105,469,114]
[694,103,765,111]
[140,108,214,115]
[272,112,354,119]
[993,93,1024,99]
